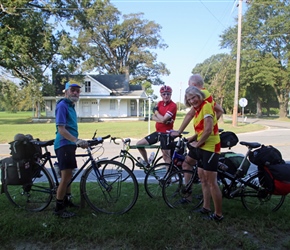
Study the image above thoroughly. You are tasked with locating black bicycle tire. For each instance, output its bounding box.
[144,162,171,198]
[241,172,285,212]
[110,155,135,181]
[162,169,203,209]
[152,155,163,166]
[4,163,55,212]
[80,160,139,215]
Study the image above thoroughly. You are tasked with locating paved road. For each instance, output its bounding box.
[1,117,290,180]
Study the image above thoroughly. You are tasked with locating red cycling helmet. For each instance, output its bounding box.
[160,85,172,94]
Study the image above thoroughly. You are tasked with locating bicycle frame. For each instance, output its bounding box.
[40,143,110,191]
[110,136,163,170]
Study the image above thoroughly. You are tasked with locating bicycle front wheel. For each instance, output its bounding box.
[81,160,139,215]
[4,163,55,212]
[241,173,285,212]
[144,162,171,198]
[162,169,203,209]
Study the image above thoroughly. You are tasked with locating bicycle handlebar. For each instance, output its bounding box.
[87,135,111,147]
[31,139,54,147]
[110,137,131,146]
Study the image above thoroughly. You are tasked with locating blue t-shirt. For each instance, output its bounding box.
[54,98,78,150]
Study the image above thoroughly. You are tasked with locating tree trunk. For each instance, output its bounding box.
[256,99,262,117]
[279,102,288,118]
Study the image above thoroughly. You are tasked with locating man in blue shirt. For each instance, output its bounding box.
[54,82,88,218]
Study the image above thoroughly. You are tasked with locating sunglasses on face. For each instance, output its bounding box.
[162,93,171,96]
[70,88,80,93]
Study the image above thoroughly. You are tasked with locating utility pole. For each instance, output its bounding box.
[232,0,243,126]
[179,82,182,111]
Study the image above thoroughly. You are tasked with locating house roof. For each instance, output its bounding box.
[54,74,143,96]
[90,74,129,92]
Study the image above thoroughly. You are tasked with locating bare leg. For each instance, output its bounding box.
[182,155,196,185]
[161,149,171,164]
[136,138,149,162]
[204,170,222,216]
[198,168,211,211]
[56,169,73,200]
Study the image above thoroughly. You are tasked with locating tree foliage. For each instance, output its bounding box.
[220,0,290,117]
[69,1,170,86]
[0,0,82,83]
[0,78,22,112]
[191,54,237,113]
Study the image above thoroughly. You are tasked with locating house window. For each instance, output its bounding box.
[130,100,136,111]
[110,100,116,110]
[84,81,91,93]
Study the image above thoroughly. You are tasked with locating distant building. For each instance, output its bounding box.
[43,74,149,121]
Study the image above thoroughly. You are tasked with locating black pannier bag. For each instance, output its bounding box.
[219,131,239,149]
[0,157,32,185]
[9,134,42,161]
[258,164,290,195]
[219,152,250,176]
[248,145,284,167]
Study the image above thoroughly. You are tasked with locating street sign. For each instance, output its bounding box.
[239,98,248,108]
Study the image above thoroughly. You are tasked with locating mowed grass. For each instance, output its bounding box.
[0,111,265,143]
[2,111,289,249]
[1,183,290,249]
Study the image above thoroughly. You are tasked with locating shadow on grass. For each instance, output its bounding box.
[0,118,33,125]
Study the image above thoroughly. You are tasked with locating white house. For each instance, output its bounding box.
[43,74,150,121]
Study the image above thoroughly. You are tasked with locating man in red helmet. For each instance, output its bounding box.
[136,85,177,168]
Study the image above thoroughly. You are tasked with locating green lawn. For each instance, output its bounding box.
[0,183,290,249]
[0,111,289,249]
[0,111,265,143]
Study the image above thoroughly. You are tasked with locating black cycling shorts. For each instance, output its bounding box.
[188,146,219,172]
[55,145,77,171]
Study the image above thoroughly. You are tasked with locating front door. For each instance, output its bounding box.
[130,100,137,116]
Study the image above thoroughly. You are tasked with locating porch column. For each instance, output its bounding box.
[76,101,80,116]
[96,99,100,118]
[143,100,146,118]
[117,99,121,117]
[137,99,140,117]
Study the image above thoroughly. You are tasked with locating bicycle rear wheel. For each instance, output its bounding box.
[144,163,171,198]
[111,155,135,172]
[110,155,135,181]
[152,155,163,167]
[162,169,203,209]
[4,163,55,212]
[241,173,285,212]
[81,160,139,214]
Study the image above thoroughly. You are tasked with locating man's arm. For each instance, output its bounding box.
[152,112,172,123]
[58,125,78,142]
[58,125,88,148]
[214,103,224,120]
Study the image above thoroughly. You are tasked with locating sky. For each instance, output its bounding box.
[111,0,245,102]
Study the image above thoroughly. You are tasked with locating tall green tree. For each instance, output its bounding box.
[69,1,170,86]
[0,0,80,83]
[191,54,236,113]
[0,79,22,112]
[220,0,290,117]
[0,0,92,111]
